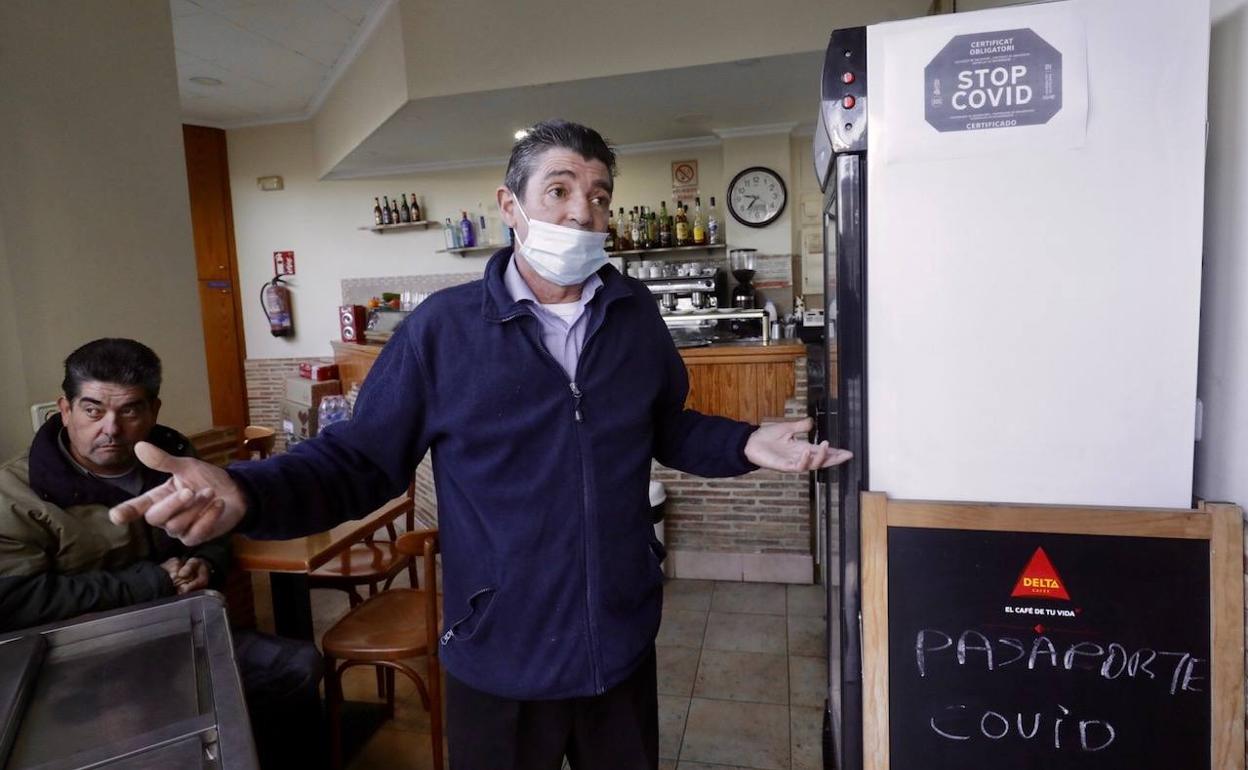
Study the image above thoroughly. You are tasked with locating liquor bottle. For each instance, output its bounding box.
[647,207,659,248]
[390,197,400,224]
[631,208,643,250]
[707,196,721,244]
[606,209,618,251]
[444,218,458,249]
[459,211,476,248]
[399,194,411,223]
[620,208,633,250]
[373,197,384,226]
[675,202,691,246]
[692,197,707,245]
[658,202,672,247]
[381,196,393,225]
[477,202,490,246]
[410,194,422,222]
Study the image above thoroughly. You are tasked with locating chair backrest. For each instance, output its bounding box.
[396,530,440,655]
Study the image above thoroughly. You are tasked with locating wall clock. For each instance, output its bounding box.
[727,166,787,228]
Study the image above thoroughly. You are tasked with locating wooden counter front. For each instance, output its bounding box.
[332,339,818,424]
[678,342,807,424]
[331,340,383,393]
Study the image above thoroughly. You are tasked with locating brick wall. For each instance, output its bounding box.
[655,356,813,556]
[243,356,332,451]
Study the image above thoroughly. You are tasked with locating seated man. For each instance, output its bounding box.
[0,338,323,769]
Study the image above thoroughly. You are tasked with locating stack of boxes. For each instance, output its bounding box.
[281,375,341,444]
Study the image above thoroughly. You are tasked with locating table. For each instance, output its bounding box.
[231,494,413,641]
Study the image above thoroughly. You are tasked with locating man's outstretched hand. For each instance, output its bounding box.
[744,418,852,472]
[108,442,248,546]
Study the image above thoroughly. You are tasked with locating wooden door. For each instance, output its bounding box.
[183,124,248,428]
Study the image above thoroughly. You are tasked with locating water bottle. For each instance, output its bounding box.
[317,395,351,435]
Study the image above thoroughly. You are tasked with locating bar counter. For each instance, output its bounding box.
[331,338,816,424]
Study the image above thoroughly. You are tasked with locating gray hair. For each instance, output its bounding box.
[505,119,617,199]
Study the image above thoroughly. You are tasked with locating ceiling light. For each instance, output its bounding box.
[514,129,530,140]
[189,76,223,86]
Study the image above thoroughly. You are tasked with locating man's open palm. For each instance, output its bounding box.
[108,442,247,546]
[744,418,852,472]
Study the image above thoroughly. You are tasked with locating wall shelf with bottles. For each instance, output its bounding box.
[435,244,499,257]
[612,243,727,259]
[359,221,432,233]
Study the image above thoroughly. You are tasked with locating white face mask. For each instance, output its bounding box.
[511,193,609,286]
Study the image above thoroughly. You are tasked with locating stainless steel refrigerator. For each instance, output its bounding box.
[812,1,1210,766]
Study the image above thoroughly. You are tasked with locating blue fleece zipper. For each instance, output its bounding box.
[504,308,606,694]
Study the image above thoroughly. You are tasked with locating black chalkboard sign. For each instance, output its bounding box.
[859,493,1244,770]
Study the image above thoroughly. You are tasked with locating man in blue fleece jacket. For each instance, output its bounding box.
[111,119,851,769]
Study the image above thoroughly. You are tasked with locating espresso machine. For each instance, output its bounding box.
[638,266,727,313]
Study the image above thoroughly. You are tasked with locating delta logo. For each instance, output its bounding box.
[1009,547,1071,601]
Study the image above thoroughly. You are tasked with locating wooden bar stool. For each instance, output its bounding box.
[242,425,276,459]
[322,529,443,770]
[309,484,419,697]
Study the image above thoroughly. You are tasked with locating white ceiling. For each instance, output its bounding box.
[171,0,385,127]
[328,52,825,178]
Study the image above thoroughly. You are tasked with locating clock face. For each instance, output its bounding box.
[728,167,787,228]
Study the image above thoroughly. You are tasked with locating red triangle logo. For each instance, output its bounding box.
[1010,547,1071,600]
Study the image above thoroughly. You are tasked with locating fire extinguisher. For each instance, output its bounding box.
[260,276,294,337]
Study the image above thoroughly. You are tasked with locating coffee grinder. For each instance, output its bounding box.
[729,249,758,308]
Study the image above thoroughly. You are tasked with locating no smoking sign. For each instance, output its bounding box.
[671,160,699,202]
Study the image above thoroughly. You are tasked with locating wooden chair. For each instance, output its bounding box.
[322,529,443,770]
[308,484,419,607]
[309,483,420,697]
[242,424,276,459]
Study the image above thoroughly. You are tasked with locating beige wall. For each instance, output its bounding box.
[311,0,410,179]
[231,121,507,359]
[0,0,212,456]
[230,122,746,359]
[0,221,32,460]
[790,134,827,300]
[720,132,796,257]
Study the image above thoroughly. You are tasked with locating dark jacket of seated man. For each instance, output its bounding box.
[0,412,325,769]
[0,414,231,627]
[2,337,325,769]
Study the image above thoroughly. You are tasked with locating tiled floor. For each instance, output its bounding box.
[299,577,829,770]
[654,580,828,770]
